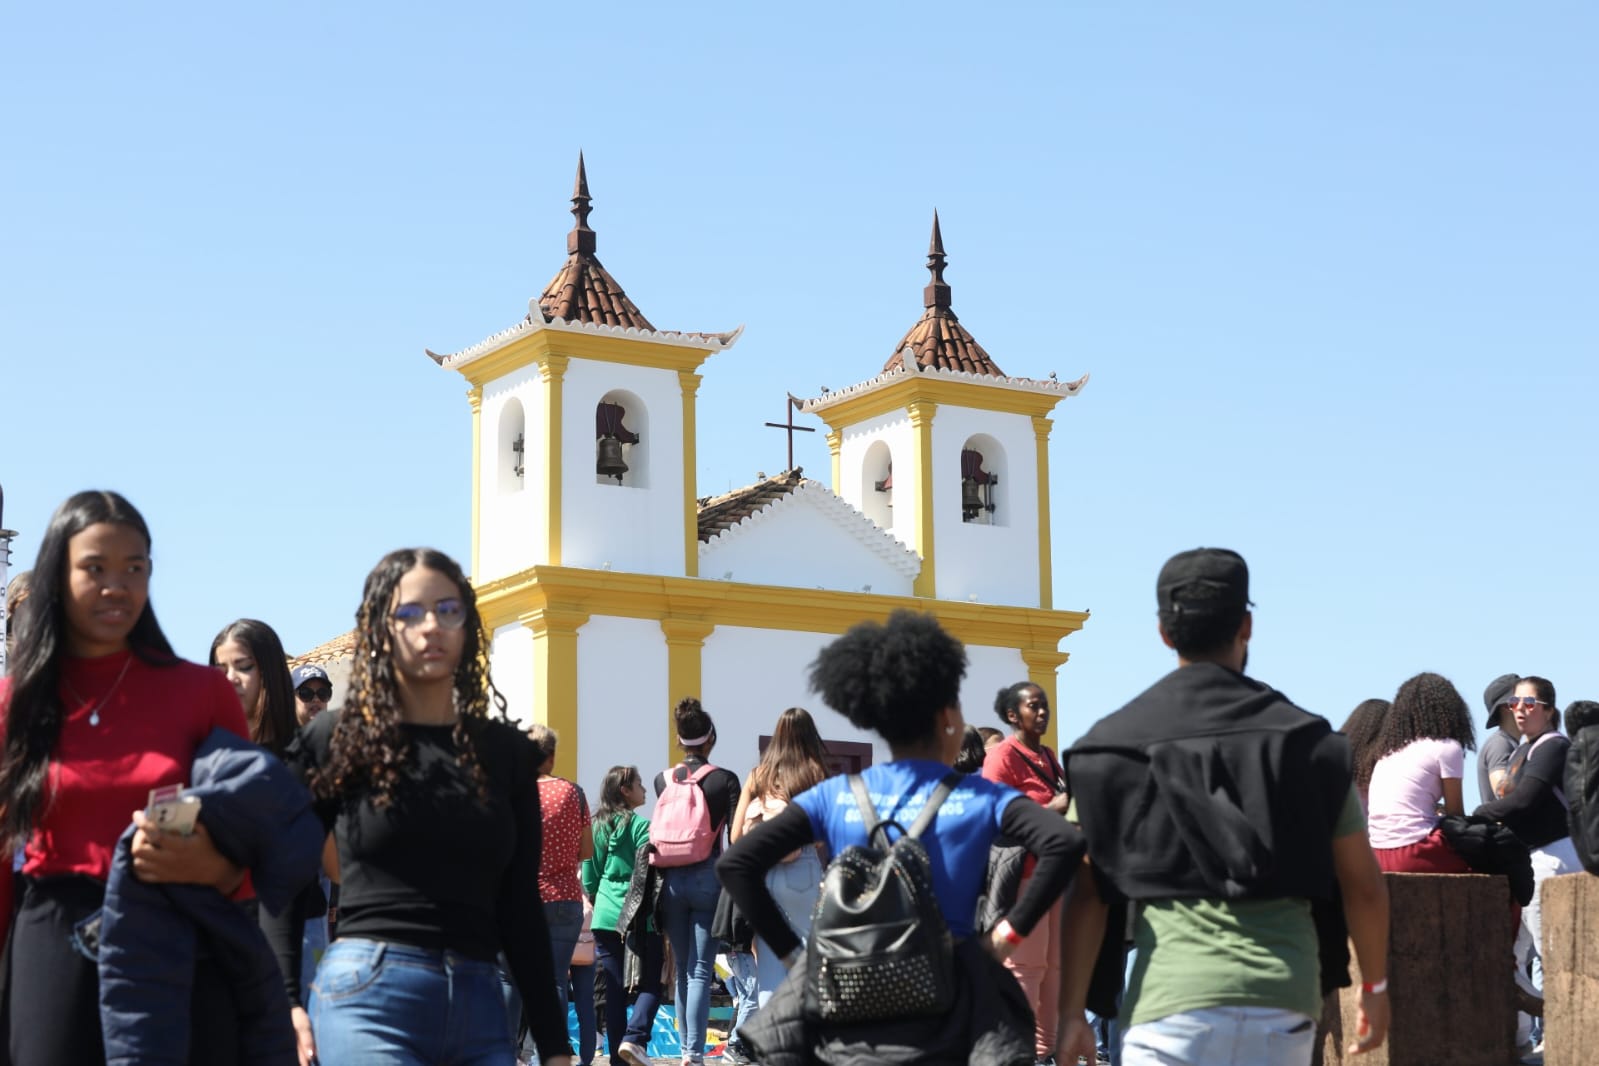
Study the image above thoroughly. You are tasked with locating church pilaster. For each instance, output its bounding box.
[660,617,715,758]
[520,604,589,780]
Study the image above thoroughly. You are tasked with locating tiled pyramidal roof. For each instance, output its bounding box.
[529,153,656,330]
[882,212,1005,378]
[696,468,805,542]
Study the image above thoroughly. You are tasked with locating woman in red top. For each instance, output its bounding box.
[0,490,252,1065]
[981,680,1070,1064]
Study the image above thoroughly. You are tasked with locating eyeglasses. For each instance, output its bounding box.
[390,598,467,630]
[1508,697,1550,709]
[296,685,333,702]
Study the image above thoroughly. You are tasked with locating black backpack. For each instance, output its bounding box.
[804,772,959,1024]
[1567,724,1599,875]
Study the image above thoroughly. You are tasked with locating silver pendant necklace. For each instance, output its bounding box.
[64,654,134,727]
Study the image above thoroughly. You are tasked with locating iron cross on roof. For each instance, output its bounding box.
[764,393,816,473]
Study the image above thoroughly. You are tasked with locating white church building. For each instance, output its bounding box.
[300,157,1091,793]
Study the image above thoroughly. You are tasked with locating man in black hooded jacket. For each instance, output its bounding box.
[1056,549,1391,1066]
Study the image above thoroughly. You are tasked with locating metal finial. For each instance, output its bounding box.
[568,151,596,256]
[923,209,950,310]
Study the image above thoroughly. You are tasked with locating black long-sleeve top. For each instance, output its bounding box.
[1474,732,1571,850]
[261,711,567,1061]
[717,794,1081,959]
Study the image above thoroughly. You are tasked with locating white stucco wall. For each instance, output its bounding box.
[956,641,1031,732]
[489,622,536,727]
[698,492,916,596]
[479,365,546,581]
[560,360,687,575]
[931,406,1041,607]
[836,413,915,549]
[574,615,670,804]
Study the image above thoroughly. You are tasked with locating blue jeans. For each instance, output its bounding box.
[661,861,721,1065]
[569,962,596,1064]
[724,950,758,1041]
[507,899,583,1058]
[1121,1007,1316,1066]
[594,927,663,1062]
[310,937,515,1066]
[755,847,823,1006]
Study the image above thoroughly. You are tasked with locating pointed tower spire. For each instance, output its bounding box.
[568,151,596,256]
[923,210,951,310]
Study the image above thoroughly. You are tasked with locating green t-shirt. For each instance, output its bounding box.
[1124,785,1366,1026]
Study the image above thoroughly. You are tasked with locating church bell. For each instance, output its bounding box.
[597,435,629,483]
[961,476,983,520]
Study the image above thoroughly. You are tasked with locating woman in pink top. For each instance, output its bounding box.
[1366,673,1475,873]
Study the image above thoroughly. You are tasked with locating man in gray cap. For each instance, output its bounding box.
[290,664,333,726]
[1058,548,1390,1065]
[1478,674,1522,803]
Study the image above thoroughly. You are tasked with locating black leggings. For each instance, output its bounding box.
[3,876,242,1066]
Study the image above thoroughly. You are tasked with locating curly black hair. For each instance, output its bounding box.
[1566,700,1599,734]
[1373,673,1476,762]
[1339,698,1391,792]
[808,610,967,749]
[993,681,1044,728]
[313,548,506,808]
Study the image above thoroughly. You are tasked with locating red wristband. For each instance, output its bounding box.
[995,919,1024,946]
[1362,978,1388,994]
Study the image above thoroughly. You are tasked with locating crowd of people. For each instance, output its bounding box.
[0,490,1593,1066]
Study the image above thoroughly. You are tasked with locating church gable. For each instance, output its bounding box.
[698,475,919,595]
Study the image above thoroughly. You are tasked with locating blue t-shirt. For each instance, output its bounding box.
[791,759,1021,938]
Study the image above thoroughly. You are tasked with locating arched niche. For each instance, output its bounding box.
[861,439,893,530]
[596,389,649,488]
[960,434,1007,526]
[498,397,525,494]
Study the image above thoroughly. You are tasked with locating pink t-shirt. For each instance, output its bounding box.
[1366,737,1464,849]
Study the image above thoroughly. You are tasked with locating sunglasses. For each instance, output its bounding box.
[1508,697,1550,709]
[296,685,333,702]
[390,598,468,630]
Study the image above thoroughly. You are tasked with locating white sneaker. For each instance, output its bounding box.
[617,1041,650,1066]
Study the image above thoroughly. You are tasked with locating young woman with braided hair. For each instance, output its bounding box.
[263,548,570,1066]
[1365,673,1474,874]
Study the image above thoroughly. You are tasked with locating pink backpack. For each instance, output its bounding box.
[649,763,719,867]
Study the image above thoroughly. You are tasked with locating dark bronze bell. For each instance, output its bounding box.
[597,435,629,482]
[961,476,983,521]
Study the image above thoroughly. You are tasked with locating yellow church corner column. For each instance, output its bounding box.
[468,386,484,580]
[540,355,570,567]
[679,371,703,578]
[1032,416,1055,610]
[660,617,715,760]
[521,605,588,781]
[1021,647,1070,750]
[826,429,842,492]
[908,400,938,598]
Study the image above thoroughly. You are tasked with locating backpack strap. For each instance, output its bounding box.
[847,774,884,838]
[906,771,963,840]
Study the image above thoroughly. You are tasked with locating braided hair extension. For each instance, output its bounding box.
[313,548,506,808]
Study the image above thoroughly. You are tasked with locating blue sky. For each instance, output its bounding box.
[3,3,1594,807]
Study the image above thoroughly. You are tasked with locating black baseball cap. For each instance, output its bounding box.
[1483,673,1520,729]
[1157,548,1252,616]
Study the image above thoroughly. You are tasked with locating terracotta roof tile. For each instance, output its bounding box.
[528,153,655,331]
[882,212,1004,378]
[290,630,356,667]
[696,469,805,542]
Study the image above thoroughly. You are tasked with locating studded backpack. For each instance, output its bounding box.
[804,771,959,1024]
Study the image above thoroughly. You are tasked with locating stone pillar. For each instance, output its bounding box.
[1542,872,1599,1066]
[1319,872,1515,1066]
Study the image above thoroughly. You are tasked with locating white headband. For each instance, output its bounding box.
[678,732,711,747]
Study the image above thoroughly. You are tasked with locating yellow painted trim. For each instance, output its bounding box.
[1021,648,1071,750]
[476,565,1088,659]
[813,375,1066,434]
[826,430,842,493]
[452,328,719,388]
[540,357,569,566]
[660,618,716,759]
[468,386,483,580]
[679,372,702,577]
[908,401,937,598]
[1032,416,1054,610]
[520,606,589,781]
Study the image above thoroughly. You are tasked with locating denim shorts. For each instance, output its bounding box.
[309,937,515,1066]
